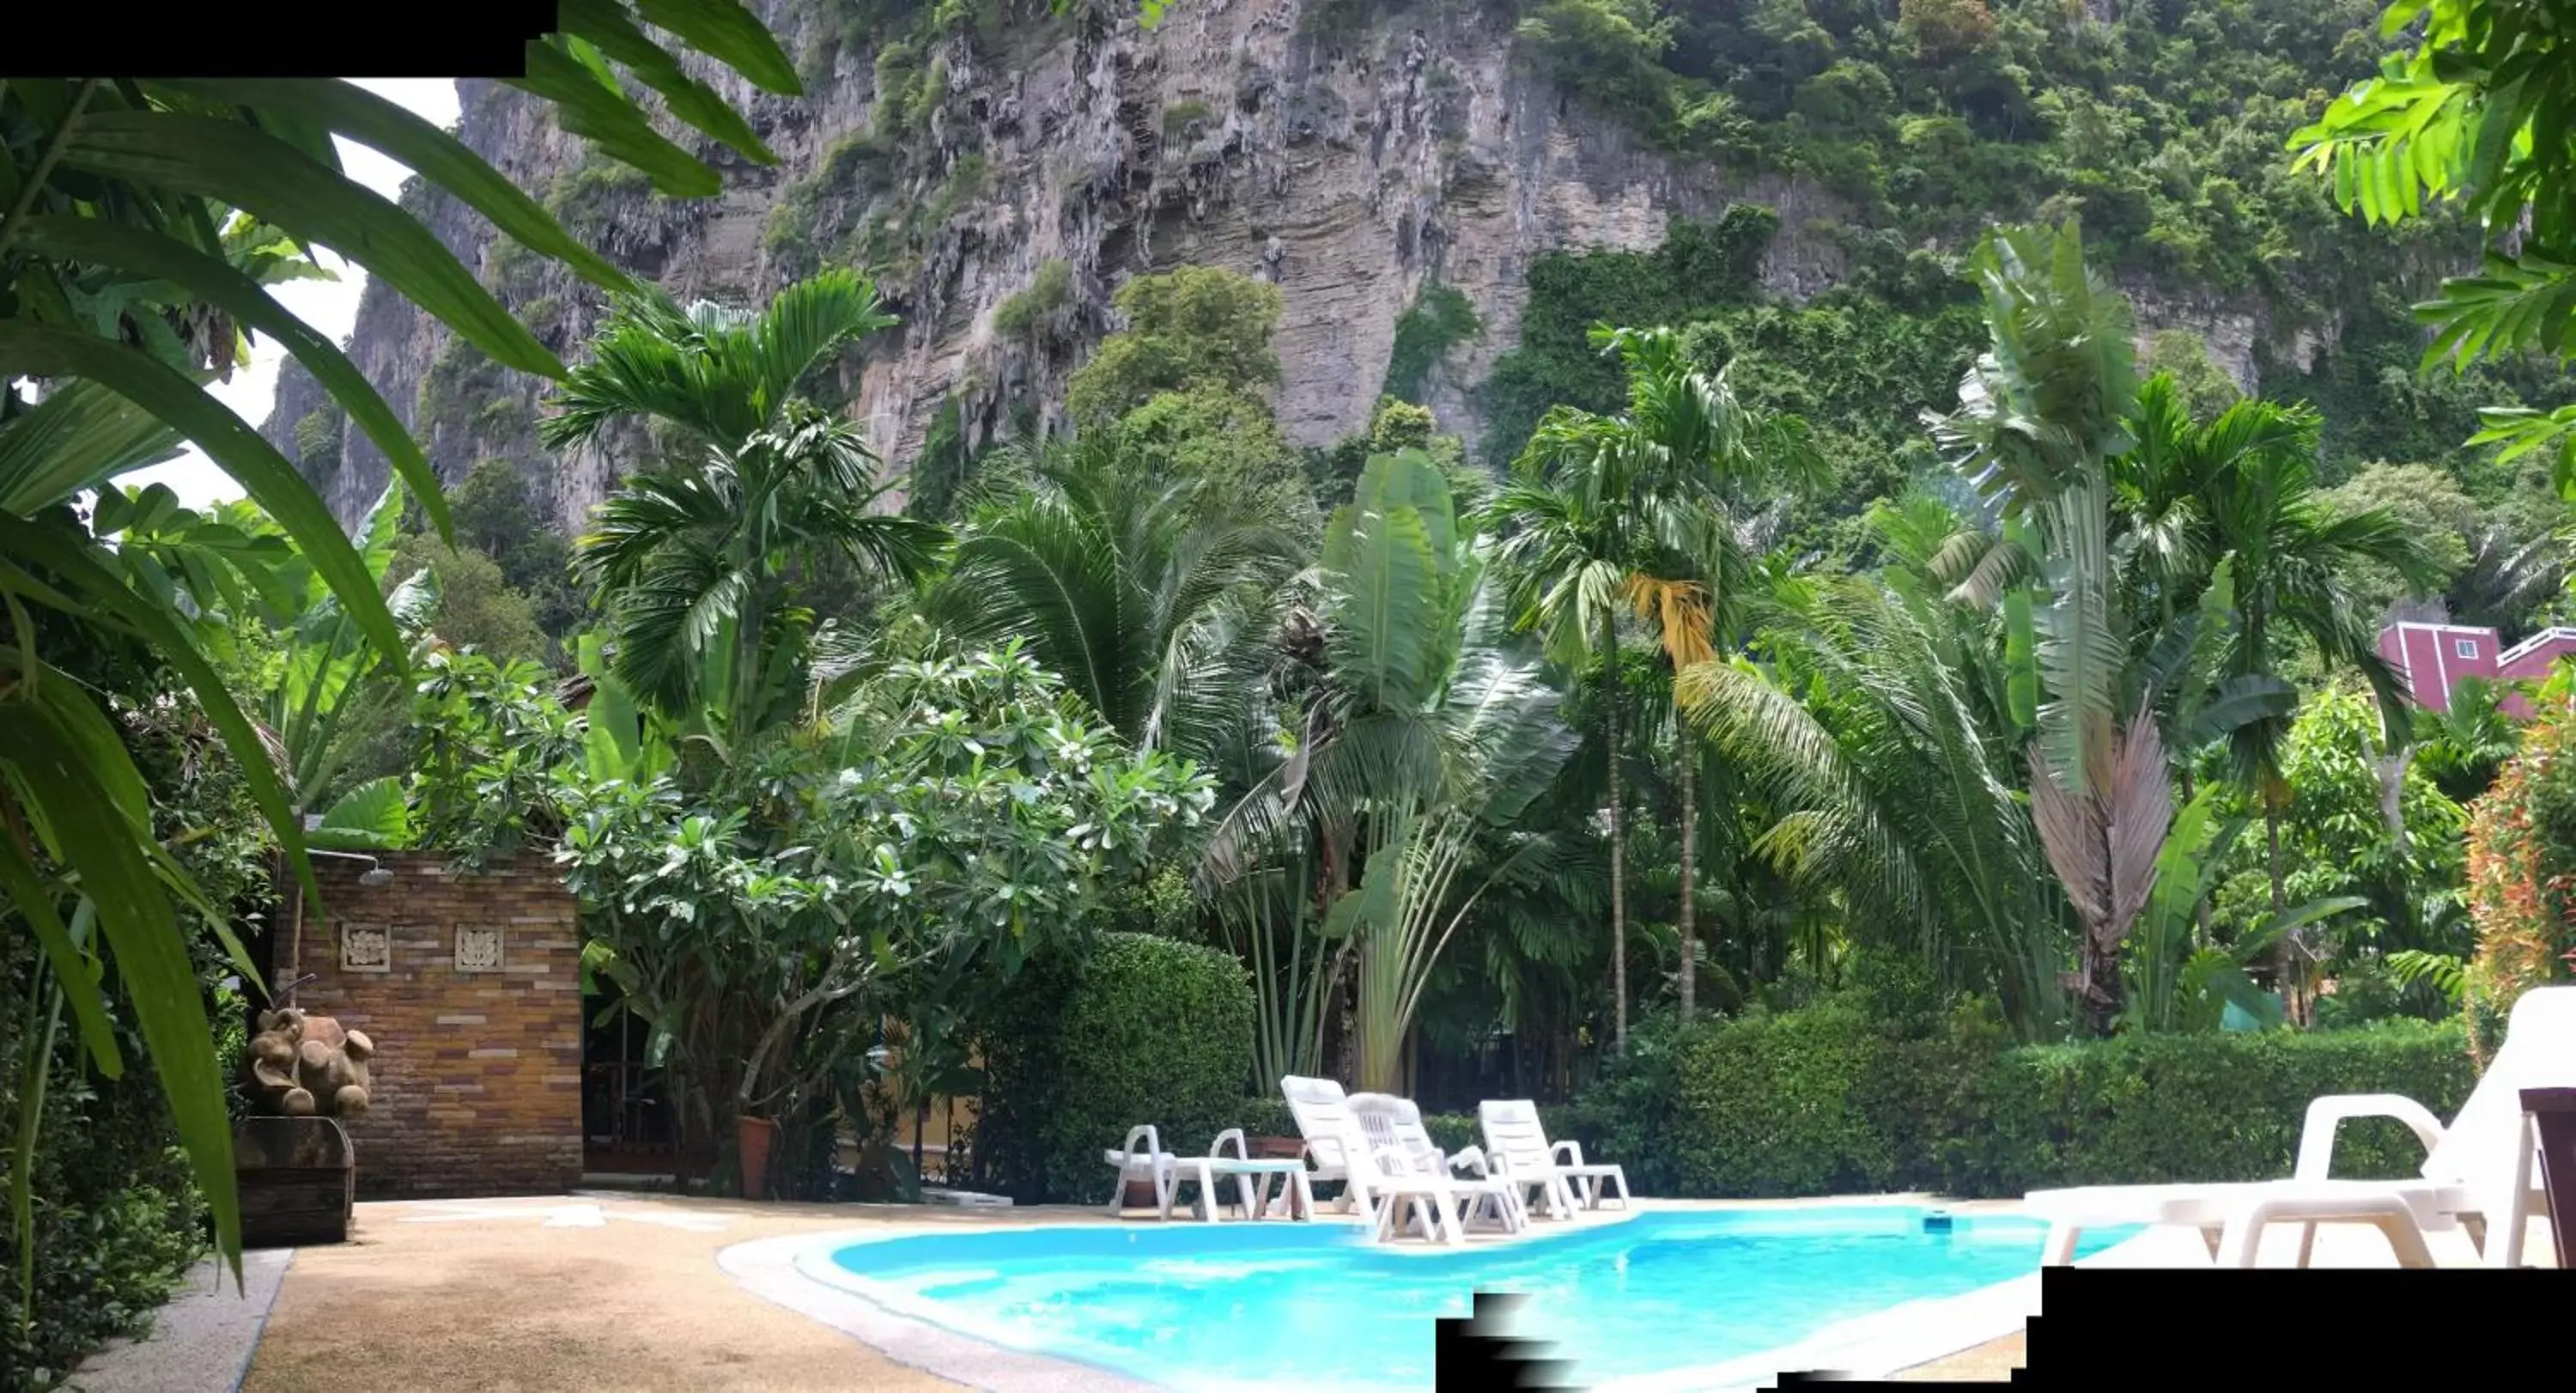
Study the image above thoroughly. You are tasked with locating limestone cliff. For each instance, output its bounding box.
[265,0,2306,532]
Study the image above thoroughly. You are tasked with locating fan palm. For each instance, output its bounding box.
[544,273,948,741]
[926,431,1302,763]
[1925,221,2160,1037]
[1205,449,1577,1091]
[2,33,793,1281]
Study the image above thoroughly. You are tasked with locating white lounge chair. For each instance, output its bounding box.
[1282,1074,1390,1226]
[1350,1092,1527,1235]
[1102,1124,1315,1222]
[1479,1098,1631,1219]
[2026,983,2576,1268]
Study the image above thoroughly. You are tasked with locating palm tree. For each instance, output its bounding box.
[1926,221,2163,1037]
[542,272,948,742]
[2412,674,2519,804]
[1680,501,2075,1037]
[1,44,793,1278]
[1480,325,1792,1045]
[927,431,1302,763]
[2117,378,2437,1016]
[1202,449,1578,1091]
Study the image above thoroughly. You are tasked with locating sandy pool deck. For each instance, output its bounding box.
[104,1189,2524,1392]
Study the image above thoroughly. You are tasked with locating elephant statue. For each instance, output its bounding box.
[245,1007,374,1117]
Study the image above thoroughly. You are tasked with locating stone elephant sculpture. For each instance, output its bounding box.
[244,1007,374,1117]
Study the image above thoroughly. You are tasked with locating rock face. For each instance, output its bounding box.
[265,0,2296,532]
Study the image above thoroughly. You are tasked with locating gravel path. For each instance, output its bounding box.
[68,1249,291,1393]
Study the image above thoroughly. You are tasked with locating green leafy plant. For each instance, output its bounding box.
[1,15,799,1289]
[970,932,1254,1203]
[542,271,950,744]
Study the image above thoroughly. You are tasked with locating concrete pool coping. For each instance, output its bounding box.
[714,1194,2106,1392]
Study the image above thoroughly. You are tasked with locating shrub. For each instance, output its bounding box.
[1382,283,1482,403]
[2462,699,2576,1063]
[970,934,1255,1203]
[1955,1020,2476,1195]
[993,258,1073,338]
[1,938,210,1388]
[1560,1001,2477,1201]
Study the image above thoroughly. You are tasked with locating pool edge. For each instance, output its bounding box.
[715,1203,2129,1392]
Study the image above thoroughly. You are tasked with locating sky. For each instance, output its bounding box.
[115,79,465,510]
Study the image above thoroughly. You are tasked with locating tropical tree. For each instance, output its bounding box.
[2292,0,2576,487]
[1205,450,1577,1091]
[541,271,949,745]
[1481,326,1782,1048]
[927,430,1301,763]
[1,28,794,1280]
[1681,499,2075,1037]
[2118,377,2438,939]
[1925,221,2164,1037]
[2413,674,2520,804]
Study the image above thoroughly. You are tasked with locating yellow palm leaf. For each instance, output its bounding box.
[1623,573,1716,669]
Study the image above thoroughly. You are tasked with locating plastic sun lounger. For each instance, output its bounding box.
[1102,1124,1315,1223]
[1349,1092,1527,1236]
[1282,1074,1392,1227]
[1478,1098,1631,1220]
[2025,984,2576,1269]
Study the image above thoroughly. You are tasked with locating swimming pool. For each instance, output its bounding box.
[810,1207,2131,1390]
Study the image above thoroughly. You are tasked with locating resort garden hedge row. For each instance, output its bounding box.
[1558,997,2479,1200]
[969,933,1257,1204]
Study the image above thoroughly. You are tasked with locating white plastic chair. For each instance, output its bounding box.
[1479,1098,1631,1220]
[1103,1124,1317,1222]
[2027,984,2576,1268]
[1282,1074,1386,1226]
[1349,1092,1525,1235]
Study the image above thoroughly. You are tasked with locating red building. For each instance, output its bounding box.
[2378,622,2576,717]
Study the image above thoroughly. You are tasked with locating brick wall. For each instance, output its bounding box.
[279,852,582,1198]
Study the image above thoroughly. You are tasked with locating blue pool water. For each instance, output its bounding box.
[825,1207,2131,1390]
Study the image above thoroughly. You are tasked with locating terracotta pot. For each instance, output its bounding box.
[1246,1135,1306,1161]
[738,1116,778,1201]
[1121,1176,1159,1208]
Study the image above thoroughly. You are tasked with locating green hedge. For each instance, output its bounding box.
[1561,1001,2476,1200]
[969,933,1255,1203]
[1955,1024,2477,1195]
[1231,1096,1489,1159]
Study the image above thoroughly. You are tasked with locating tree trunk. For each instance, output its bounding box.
[2179,767,2214,946]
[2264,803,2301,1025]
[1677,736,1696,1024]
[1603,630,1628,1052]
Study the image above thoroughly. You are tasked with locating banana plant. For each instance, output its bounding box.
[2,9,800,1284]
[2174,896,2372,1032]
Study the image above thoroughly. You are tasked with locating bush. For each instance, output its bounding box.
[1953,1019,2476,1196]
[1560,999,2477,1201]
[1,937,210,1388]
[2462,700,2576,1063]
[969,934,1255,1203]
[992,258,1073,338]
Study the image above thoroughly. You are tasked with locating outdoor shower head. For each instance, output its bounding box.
[307,849,393,886]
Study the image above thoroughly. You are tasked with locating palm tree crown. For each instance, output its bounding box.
[544,271,947,735]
